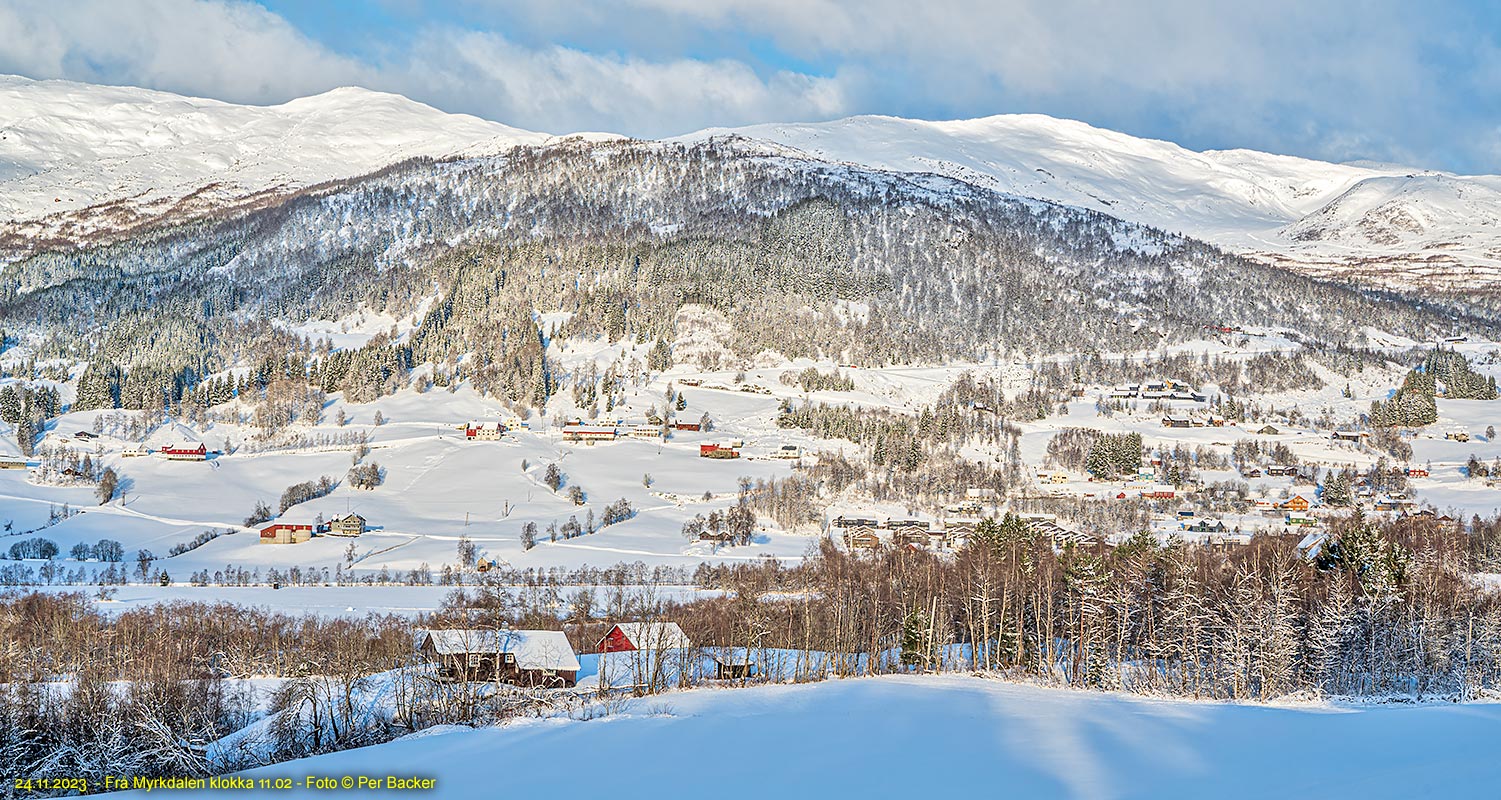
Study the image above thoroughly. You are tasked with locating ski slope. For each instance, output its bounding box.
[134,674,1501,799]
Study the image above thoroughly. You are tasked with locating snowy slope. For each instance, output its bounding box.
[131,675,1501,799]
[0,75,553,242]
[681,115,1501,288]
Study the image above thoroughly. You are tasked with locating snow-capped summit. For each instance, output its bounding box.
[0,75,550,237]
[681,114,1501,288]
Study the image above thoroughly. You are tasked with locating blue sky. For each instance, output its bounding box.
[2,0,1499,172]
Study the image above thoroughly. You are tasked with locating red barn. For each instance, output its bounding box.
[674,422,702,432]
[595,622,692,653]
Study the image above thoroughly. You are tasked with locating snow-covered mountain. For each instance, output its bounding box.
[681,115,1501,289]
[0,76,558,247]
[4,75,1498,290]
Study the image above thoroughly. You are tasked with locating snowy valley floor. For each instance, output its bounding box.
[128,674,1501,800]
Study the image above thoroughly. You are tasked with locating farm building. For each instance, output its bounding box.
[672,421,702,432]
[122,444,147,457]
[1265,465,1297,477]
[327,513,366,536]
[1331,431,1368,443]
[259,523,314,544]
[417,629,580,687]
[626,424,664,440]
[0,459,27,470]
[699,443,741,459]
[596,622,693,653]
[465,421,503,440]
[1407,467,1430,478]
[159,442,207,461]
[1161,416,1193,428]
[773,444,802,459]
[562,424,618,443]
[1256,425,1280,436]
[709,649,757,680]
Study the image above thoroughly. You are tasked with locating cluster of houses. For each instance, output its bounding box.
[833,512,1089,552]
[557,420,701,443]
[258,513,367,544]
[416,621,755,688]
[1109,379,1208,402]
[1160,414,1227,428]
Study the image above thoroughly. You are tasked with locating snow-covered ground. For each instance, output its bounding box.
[126,674,1501,799]
[4,333,1498,600]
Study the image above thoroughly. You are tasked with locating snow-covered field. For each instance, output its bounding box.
[127,674,1501,799]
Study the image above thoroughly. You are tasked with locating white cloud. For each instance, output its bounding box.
[394,28,848,136]
[0,0,1495,170]
[0,0,367,102]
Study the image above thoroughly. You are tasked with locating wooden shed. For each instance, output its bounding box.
[418,629,580,687]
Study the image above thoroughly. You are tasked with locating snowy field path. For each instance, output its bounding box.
[129,674,1501,799]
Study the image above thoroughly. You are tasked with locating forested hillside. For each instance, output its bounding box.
[3,138,1495,413]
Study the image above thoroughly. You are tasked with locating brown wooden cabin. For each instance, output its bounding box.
[418,629,580,688]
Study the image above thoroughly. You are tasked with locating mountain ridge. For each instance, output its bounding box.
[3,75,1499,291]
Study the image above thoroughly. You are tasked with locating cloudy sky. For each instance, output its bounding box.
[2,0,1498,172]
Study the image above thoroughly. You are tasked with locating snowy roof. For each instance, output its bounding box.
[608,622,693,651]
[419,629,581,672]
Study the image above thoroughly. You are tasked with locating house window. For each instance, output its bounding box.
[503,653,515,664]
[467,653,481,668]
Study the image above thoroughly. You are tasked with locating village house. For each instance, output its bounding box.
[418,629,580,687]
[1161,415,1193,428]
[562,424,618,443]
[844,526,881,550]
[1446,431,1471,443]
[1406,466,1430,478]
[1282,495,1311,512]
[0,459,27,470]
[597,622,693,653]
[1331,430,1368,443]
[773,444,802,459]
[1244,468,1263,479]
[1256,425,1281,436]
[672,421,702,432]
[327,513,366,537]
[833,515,880,529]
[1185,518,1227,534]
[1265,465,1297,477]
[260,522,314,544]
[1284,512,1318,527]
[122,444,147,457]
[159,442,207,461]
[1142,485,1176,500]
[1296,531,1329,560]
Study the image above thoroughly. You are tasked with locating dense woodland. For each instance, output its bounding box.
[3,139,1497,427]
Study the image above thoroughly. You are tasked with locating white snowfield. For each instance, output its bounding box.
[130,675,1501,799]
[683,114,1501,288]
[0,75,551,240]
